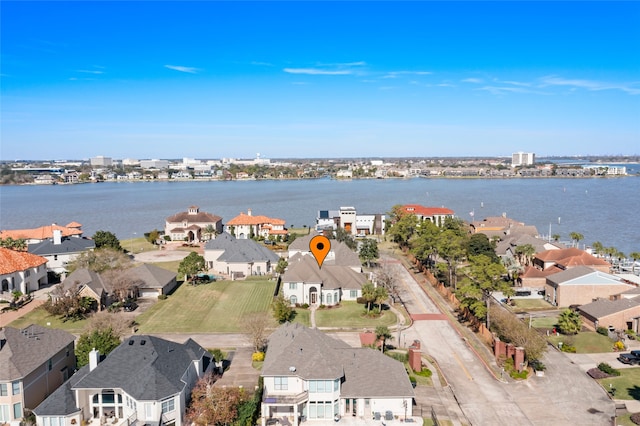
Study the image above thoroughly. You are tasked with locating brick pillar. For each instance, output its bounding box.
[515,347,526,372]
[408,348,422,372]
[506,343,516,359]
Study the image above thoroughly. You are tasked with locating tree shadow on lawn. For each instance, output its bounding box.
[628,385,640,401]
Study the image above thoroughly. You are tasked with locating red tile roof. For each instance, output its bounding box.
[0,248,47,274]
[536,248,610,267]
[401,204,454,217]
[0,224,83,241]
[227,211,286,226]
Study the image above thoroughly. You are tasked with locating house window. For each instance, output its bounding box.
[145,403,153,419]
[274,377,288,390]
[0,405,8,422]
[350,290,357,298]
[25,270,30,277]
[0,384,6,396]
[290,295,297,305]
[12,381,20,395]
[289,283,297,290]
[161,398,175,414]
[327,293,332,305]
[13,402,22,420]
[48,359,52,370]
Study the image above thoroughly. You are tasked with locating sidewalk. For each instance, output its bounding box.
[0,284,52,328]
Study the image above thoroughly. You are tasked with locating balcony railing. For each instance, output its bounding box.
[263,391,308,405]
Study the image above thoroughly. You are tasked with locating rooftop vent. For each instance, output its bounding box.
[141,339,146,345]
[129,340,134,345]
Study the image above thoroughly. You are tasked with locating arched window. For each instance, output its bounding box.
[290,295,297,305]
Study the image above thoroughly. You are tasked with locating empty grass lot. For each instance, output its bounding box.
[598,367,640,401]
[314,301,397,328]
[135,277,277,333]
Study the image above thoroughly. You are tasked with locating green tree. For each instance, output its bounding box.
[457,254,510,325]
[203,224,217,241]
[271,293,295,323]
[361,283,377,313]
[66,247,132,273]
[515,244,536,266]
[591,241,604,257]
[557,308,582,335]
[437,230,467,290]
[375,325,393,353]
[386,212,418,247]
[0,237,27,251]
[187,375,249,426]
[359,238,379,267]
[335,227,357,250]
[275,257,288,274]
[92,230,122,251]
[75,328,121,367]
[569,232,584,249]
[552,234,561,242]
[146,229,160,245]
[466,233,499,262]
[178,252,206,282]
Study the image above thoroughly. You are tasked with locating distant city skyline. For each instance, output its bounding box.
[2,2,639,160]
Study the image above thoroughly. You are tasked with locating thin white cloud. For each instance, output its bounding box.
[476,86,548,95]
[540,76,640,95]
[77,69,104,75]
[383,71,432,79]
[250,61,274,67]
[164,65,200,74]
[283,68,352,75]
[497,80,531,87]
[462,78,483,84]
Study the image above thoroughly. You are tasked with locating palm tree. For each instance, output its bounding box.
[375,325,393,353]
[591,241,604,257]
[629,252,640,274]
[515,244,535,266]
[203,224,216,241]
[552,234,561,243]
[569,232,584,249]
[557,308,581,335]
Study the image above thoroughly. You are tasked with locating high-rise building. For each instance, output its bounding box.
[90,155,113,167]
[512,152,535,167]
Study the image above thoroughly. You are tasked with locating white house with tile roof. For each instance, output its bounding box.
[0,248,48,299]
[226,209,288,240]
[0,325,76,426]
[34,335,211,426]
[164,205,223,243]
[260,323,414,425]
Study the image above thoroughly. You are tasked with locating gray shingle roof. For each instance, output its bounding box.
[262,323,413,398]
[546,266,598,286]
[72,335,208,401]
[283,255,367,290]
[62,268,110,295]
[0,325,75,381]
[28,237,95,256]
[205,232,279,263]
[125,264,177,289]
[288,234,360,269]
[578,296,640,319]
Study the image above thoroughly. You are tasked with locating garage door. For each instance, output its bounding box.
[139,289,159,298]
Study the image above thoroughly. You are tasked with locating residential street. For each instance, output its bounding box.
[382,253,616,426]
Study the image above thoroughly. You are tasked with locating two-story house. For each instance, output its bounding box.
[204,232,280,278]
[28,230,96,274]
[225,209,288,240]
[261,323,414,425]
[0,325,76,426]
[164,206,223,243]
[34,335,211,426]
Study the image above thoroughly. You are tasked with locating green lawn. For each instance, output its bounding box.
[548,332,615,353]
[122,237,156,254]
[598,367,640,401]
[135,278,277,333]
[292,309,311,327]
[531,315,559,329]
[616,413,637,426]
[9,306,88,334]
[314,301,397,328]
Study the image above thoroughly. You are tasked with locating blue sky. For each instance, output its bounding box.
[1,1,639,160]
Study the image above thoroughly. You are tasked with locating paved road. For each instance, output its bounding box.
[382,254,615,426]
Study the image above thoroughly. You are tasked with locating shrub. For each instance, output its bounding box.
[252,352,265,362]
[301,303,309,309]
[597,362,621,376]
[386,351,408,363]
[415,368,432,378]
[318,304,326,309]
[630,412,640,425]
[614,341,625,351]
[529,359,546,371]
[158,294,168,300]
[510,370,529,380]
[356,297,366,305]
[596,326,609,336]
[560,344,576,353]
[210,348,225,363]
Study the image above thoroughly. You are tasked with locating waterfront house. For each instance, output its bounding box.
[287,234,361,272]
[33,335,211,426]
[28,230,96,274]
[204,232,280,278]
[164,205,223,243]
[0,223,84,244]
[0,325,75,426]
[315,207,385,236]
[260,323,414,425]
[0,248,48,299]
[400,205,455,227]
[544,266,636,307]
[281,254,367,306]
[225,209,288,240]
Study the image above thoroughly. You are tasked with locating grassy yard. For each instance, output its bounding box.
[510,299,555,311]
[548,332,616,353]
[292,308,311,327]
[9,306,88,334]
[149,260,183,274]
[530,315,559,329]
[135,278,277,333]
[314,301,397,328]
[598,367,640,401]
[122,237,156,253]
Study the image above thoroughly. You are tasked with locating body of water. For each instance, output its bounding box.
[1,177,639,255]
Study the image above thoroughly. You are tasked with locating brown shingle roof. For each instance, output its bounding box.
[578,296,640,319]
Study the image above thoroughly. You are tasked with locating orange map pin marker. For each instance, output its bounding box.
[310,235,331,269]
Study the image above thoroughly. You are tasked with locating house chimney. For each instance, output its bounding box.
[89,348,100,371]
[53,229,62,245]
[247,209,252,216]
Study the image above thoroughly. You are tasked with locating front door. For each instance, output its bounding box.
[309,286,318,305]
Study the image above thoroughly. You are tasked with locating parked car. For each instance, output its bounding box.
[618,353,640,365]
[123,301,138,312]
